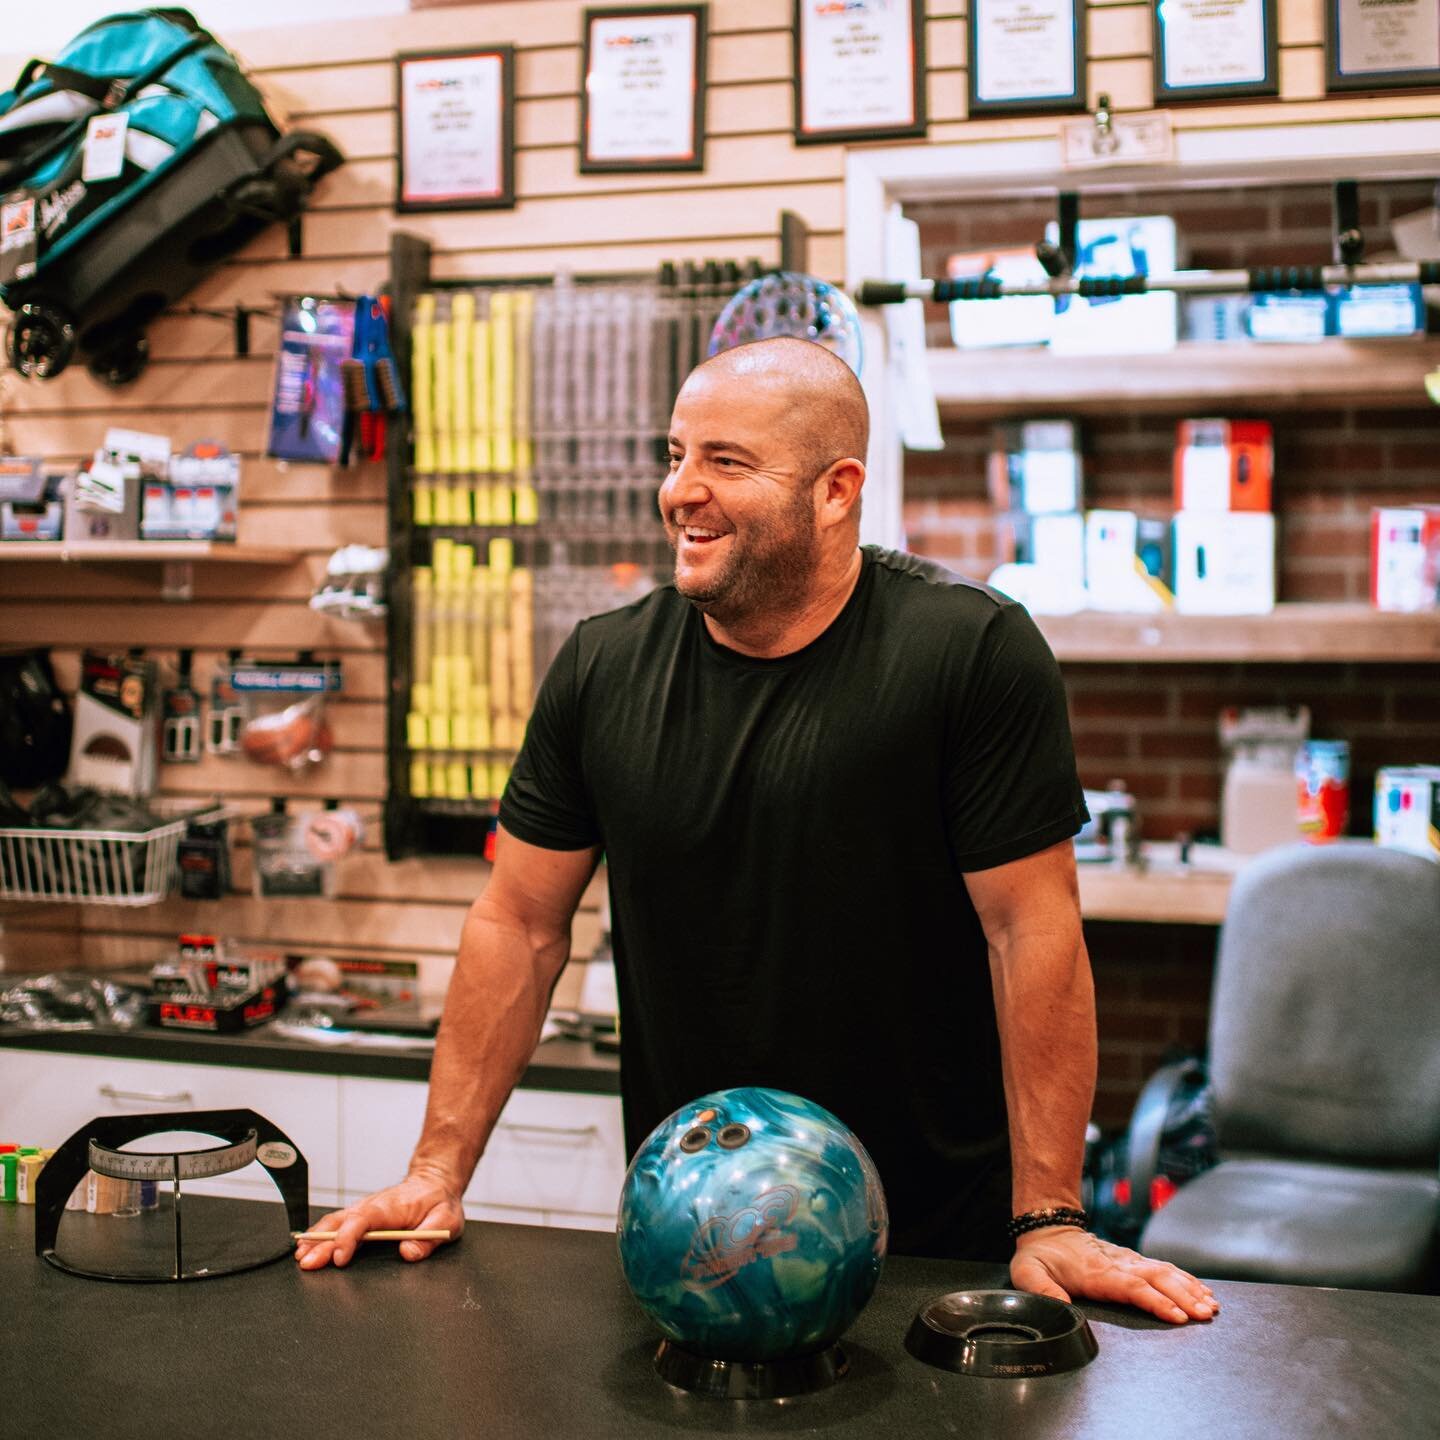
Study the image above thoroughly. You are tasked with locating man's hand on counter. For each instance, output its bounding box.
[1010,1228,1219,1325]
[294,1168,465,1270]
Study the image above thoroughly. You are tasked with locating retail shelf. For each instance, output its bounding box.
[928,338,1440,416]
[1033,604,1440,663]
[0,541,302,562]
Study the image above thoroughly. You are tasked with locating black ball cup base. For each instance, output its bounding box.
[654,1339,849,1399]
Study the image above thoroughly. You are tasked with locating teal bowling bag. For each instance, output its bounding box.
[0,7,342,383]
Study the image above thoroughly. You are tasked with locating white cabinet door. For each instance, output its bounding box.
[339,1075,625,1229]
[0,1048,343,1206]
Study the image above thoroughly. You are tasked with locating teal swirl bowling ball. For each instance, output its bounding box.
[616,1087,888,1363]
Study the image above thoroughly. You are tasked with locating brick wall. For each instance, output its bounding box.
[904,180,1440,1129]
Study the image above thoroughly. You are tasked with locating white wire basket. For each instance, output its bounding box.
[0,804,220,907]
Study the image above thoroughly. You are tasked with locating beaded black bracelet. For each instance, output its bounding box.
[1007,1207,1089,1239]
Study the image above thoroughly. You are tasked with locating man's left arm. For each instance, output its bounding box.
[965,839,1219,1325]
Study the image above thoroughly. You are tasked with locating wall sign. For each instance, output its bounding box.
[396,47,515,212]
[969,0,1086,115]
[1327,0,1440,93]
[1152,0,1279,102]
[794,0,927,145]
[582,6,708,172]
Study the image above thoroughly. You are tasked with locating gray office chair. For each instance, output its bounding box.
[1137,841,1440,1292]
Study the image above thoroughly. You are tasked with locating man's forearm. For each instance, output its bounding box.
[988,926,1097,1218]
[407,899,571,1193]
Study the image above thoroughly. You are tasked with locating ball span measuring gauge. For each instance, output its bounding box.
[34,1108,310,1282]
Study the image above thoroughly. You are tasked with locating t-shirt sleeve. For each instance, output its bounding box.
[943,599,1089,873]
[497,627,602,851]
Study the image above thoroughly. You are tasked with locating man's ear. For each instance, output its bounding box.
[818,458,865,531]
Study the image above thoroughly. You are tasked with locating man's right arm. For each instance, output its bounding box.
[295,826,600,1269]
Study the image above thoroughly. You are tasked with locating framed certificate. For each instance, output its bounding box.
[969,0,1086,115]
[396,47,515,212]
[1327,0,1440,93]
[582,5,707,172]
[793,0,927,145]
[1152,0,1279,102]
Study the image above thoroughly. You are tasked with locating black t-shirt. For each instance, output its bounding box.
[500,546,1087,1255]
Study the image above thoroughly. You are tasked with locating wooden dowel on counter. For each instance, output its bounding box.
[293,1229,452,1242]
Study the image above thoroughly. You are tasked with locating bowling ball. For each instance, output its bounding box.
[616,1087,887,1362]
[707,272,864,376]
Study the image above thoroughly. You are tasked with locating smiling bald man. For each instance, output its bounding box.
[297,337,1217,1328]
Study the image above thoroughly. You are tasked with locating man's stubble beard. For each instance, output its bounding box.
[671,483,821,627]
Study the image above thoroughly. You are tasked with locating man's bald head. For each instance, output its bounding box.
[684,336,869,480]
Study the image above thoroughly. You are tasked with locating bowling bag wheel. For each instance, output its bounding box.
[0,7,343,384]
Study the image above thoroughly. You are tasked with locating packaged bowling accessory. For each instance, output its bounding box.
[266,297,356,465]
[1332,283,1423,338]
[987,420,1082,515]
[161,650,201,764]
[64,427,170,543]
[305,801,363,862]
[1084,510,1174,613]
[946,246,1054,349]
[1246,292,1327,342]
[251,799,333,898]
[1296,740,1350,842]
[149,933,288,1030]
[1374,766,1440,860]
[207,649,246,755]
[1370,507,1440,612]
[339,294,404,465]
[1173,511,1276,615]
[230,656,341,772]
[0,648,72,788]
[176,811,231,900]
[34,1109,310,1281]
[142,440,239,541]
[1219,706,1310,855]
[0,456,63,539]
[1174,419,1273,513]
[67,649,161,796]
[310,544,387,621]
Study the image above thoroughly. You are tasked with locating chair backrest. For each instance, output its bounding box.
[1210,841,1440,1166]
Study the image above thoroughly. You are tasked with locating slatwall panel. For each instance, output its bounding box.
[1,0,1434,986]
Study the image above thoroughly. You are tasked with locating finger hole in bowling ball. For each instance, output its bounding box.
[679,1126,711,1153]
[716,1124,750,1149]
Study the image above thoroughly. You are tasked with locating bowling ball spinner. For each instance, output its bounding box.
[617,1087,887,1393]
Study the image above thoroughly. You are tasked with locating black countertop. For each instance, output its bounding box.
[0,1022,620,1093]
[5,1200,1438,1440]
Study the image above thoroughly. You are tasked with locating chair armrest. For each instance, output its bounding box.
[1124,1056,1206,1232]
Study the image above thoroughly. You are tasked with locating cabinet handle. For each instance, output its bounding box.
[99,1084,195,1105]
[496,1122,600,1141]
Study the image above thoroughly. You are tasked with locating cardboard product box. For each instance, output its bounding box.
[1371,507,1440,612]
[1173,512,1276,615]
[1084,510,1174,612]
[1332,284,1423,338]
[946,246,1056,350]
[1174,419,1273,513]
[1374,767,1440,861]
[67,651,162,796]
[993,511,1087,614]
[1046,215,1180,355]
[987,420,1082,515]
[0,457,63,540]
[1246,293,1328,343]
[64,428,171,544]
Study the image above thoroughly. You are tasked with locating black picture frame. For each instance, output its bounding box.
[581,5,708,173]
[1326,0,1440,94]
[793,0,928,146]
[1151,0,1279,103]
[967,0,1087,116]
[395,45,515,213]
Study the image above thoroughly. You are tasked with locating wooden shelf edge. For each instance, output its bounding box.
[1034,604,1440,663]
[928,338,1440,414]
[0,542,303,563]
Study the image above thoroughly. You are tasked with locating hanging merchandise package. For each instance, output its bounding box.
[266,298,357,465]
[229,658,343,772]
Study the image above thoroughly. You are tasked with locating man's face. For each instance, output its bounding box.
[660,372,822,623]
